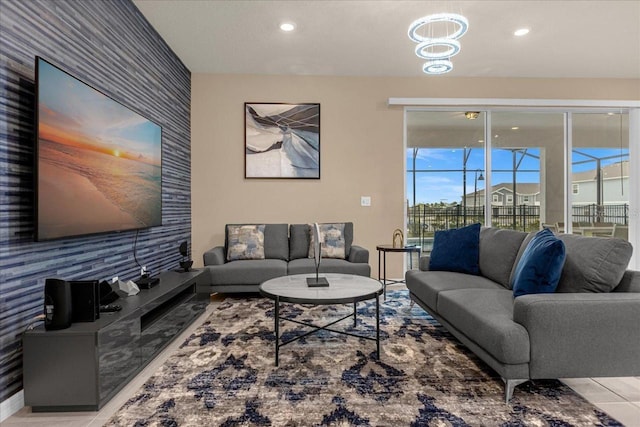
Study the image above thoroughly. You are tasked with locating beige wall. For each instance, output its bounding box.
[191,74,639,278]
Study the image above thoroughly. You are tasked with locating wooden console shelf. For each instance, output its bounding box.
[23,269,207,412]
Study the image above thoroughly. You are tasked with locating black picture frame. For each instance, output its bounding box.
[244,102,320,179]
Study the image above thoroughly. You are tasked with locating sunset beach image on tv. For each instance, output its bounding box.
[36,57,162,240]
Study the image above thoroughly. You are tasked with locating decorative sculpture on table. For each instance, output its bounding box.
[179,241,193,272]
[393,228,404,248]
[307,223,329,287]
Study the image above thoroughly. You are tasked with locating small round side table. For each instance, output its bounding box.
[376,244,421,300]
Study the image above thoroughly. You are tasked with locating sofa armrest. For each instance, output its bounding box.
[513,293,640,378]
[348,245,369,263]
[419,256,431,271]
[203,246,226,266]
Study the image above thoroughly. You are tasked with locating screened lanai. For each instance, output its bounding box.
[406,110,630,252]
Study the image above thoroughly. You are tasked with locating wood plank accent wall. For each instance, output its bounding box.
[0,0,191,402]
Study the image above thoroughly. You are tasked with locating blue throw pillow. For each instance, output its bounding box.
[511,228,566,297]
[429,223,481,275]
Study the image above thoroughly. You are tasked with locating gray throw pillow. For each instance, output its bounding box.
[555,234,632,293]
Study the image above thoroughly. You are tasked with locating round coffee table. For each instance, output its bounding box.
[259,273,383,366]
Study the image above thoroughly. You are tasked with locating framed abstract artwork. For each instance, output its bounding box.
[245,102,320,179]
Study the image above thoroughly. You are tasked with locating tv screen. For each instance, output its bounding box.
[35,57,162,241]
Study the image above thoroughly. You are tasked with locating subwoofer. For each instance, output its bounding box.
[44,278,72,330]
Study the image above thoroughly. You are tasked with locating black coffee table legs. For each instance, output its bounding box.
[376,294,380,357]
[275,295,280,366]
[272,295,380,367]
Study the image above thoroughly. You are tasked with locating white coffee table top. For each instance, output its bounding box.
[259,273,382,305]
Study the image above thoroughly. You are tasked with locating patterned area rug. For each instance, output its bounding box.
[107,290,622,426]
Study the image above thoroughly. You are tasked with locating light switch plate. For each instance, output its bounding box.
[361,196,371,207]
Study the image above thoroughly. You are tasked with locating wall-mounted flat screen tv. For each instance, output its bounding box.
[35,57,162,241]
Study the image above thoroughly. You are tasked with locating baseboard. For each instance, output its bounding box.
[0,389,24,422]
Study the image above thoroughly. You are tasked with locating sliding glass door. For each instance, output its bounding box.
[406,111,485,252]
[406,108,633,258]
[570,112,629,239]
[490,112,563,232]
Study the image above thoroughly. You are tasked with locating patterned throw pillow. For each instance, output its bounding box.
[308,223,346,259]
[226,224,266,261]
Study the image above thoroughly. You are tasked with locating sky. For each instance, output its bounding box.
[407,147,629,205]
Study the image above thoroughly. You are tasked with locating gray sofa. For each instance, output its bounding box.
[406,227,640,402]
[201,223,370,293]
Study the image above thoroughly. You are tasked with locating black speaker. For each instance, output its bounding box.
[69,280,100,322]
[99,280,119,305]
[44,278,72,330]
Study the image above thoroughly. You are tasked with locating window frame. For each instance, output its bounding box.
[400,100,639,269]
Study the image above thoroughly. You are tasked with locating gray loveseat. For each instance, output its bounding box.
[406,227,640,402]
[201,223,370,293]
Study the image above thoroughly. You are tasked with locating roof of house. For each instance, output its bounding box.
[469,183,540,197]
[466,161,629,196]
[572,160,629,182]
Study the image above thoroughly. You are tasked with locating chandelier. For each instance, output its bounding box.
[408,13,469,75]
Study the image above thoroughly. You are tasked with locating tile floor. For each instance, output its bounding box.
[3,287,640,426]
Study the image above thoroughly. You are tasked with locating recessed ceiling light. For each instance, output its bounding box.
[280,22,296,32]
[511,126,519,130]
[514,28,530,37]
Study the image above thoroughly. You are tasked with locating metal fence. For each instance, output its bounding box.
[407,203,629,253]
[572,204,628,224]
[408,205,541,235]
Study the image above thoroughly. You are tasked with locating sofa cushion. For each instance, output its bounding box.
[343,222,354,257]
[290,222,354,260]
[555,234,633,293]
[429,223,480,274]
[511,228,566,297]
[479,227,527,289]
[309,223,346,259]
[437,288,530,365]
[263,223,290,260]
[226,223,289,261]
[614,270,640,293]
[289,224,310,259]
[287,258,370,276]
[207,259,288,285]
[405,270,504,313]
[226,224,265,261]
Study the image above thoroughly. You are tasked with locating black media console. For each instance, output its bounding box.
[23,269,207,411]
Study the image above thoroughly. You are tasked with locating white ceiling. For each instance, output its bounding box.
[133,0,640,79]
